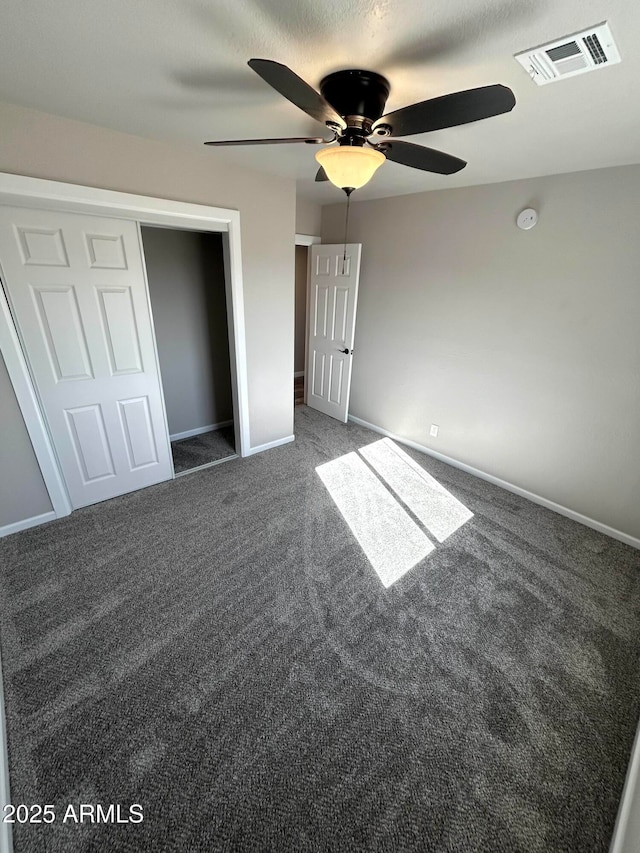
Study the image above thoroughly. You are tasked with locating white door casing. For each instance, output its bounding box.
[306,243,361,423]
[0,205,173,508]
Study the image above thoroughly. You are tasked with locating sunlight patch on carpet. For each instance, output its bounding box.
[359,439,473,542]
[316,451,434,587]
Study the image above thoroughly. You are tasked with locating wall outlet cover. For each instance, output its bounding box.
[430,424,439,437]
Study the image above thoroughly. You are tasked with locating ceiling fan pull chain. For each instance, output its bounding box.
[342,188,353,275]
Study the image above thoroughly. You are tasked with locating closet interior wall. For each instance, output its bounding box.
[141,227,233,441]
[294,245,308,376]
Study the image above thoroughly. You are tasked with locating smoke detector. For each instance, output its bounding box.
[515,22,621,85]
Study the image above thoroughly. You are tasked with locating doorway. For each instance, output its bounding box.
[142,226,237,475]
[293,233,321,409]
[294,244,308,407]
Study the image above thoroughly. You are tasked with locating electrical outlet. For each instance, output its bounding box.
[430,424,439,438]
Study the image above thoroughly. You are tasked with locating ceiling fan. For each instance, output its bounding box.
[205,59,516,193]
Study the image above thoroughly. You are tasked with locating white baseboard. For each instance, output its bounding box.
[0,652,14,853]
[348,415,640,550]
[0,510,57,539]
[294,371,305,379]
[245,435,295,457]
[610,715,640,853]
[169,420,233,442]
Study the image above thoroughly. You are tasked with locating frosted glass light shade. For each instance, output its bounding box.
[315,146,385,190]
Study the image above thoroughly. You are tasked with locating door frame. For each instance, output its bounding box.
[294,233,320,405]
[0,172,250,526]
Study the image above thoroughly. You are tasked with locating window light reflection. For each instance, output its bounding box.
[316,439,473,587]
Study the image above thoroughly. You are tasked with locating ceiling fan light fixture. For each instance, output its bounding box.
[315,146,385,190]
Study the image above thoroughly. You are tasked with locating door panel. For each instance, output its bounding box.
[97,287,143,374]
[0,205,173,509]
[66,404,115,482]
[312,351,325,398]
[333,286,349,341]
[32,285,94,381]
[329,357,344,404]
[16,226,69,266]
[85,233,127,269]
[118,396,158,469]
[314,284,329,337]
[306,244,361,422]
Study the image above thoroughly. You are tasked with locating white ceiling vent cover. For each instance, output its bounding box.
[515,22,621,85]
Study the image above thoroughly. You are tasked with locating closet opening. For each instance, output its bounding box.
[294,243,309,407]
[142,225,237,476]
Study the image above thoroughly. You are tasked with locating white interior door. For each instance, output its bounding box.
[0,205,173,509]
[306,243,361,423]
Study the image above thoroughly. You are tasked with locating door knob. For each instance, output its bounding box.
[338,347,353,354]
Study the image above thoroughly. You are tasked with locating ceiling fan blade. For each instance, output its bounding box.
[248,59,346,130]
[315,167,329,182]
[373,85,515,137]
[378,140,466,175]
[205,136,326,146]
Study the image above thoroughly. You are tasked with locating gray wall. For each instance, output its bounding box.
[295,199,322,236]
[0,99,296,527]
[142,227,232,437]
[322,164,640,540]
[294,246,308,374]
[0,351,52,526]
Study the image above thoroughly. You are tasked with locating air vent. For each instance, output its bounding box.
[515,22,621,85]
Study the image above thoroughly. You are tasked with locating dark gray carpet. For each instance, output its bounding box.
[171,426,236,473]
[1,406,639,853]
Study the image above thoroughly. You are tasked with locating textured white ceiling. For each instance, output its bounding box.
[1,0,639,202]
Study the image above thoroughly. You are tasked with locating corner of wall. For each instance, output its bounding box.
[295,197,322,237]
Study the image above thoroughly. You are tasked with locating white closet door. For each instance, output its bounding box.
[0,205,172,509]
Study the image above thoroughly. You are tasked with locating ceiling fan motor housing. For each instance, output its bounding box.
[320,70,390,143]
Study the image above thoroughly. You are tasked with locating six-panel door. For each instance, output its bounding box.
[306,244,361,423]
[0,206,173,508]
